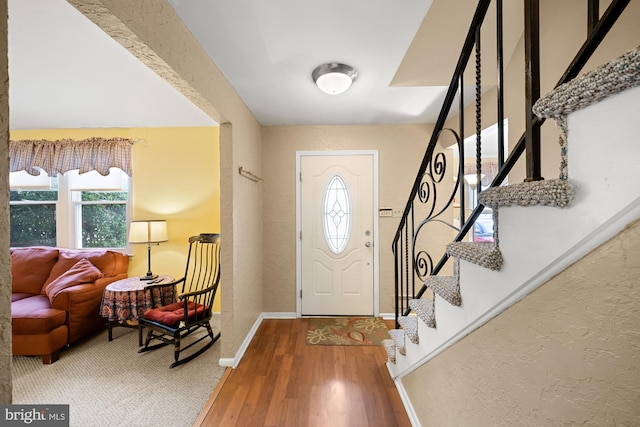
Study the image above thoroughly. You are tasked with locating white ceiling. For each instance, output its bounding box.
[167,0,450,126]
[8,0,481,129]
[8,0,217,130]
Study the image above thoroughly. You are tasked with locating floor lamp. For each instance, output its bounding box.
[128,220,168,280]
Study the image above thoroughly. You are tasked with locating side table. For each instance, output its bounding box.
[100,275,174,343]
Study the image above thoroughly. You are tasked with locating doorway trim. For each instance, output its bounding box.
[296,150,379,317]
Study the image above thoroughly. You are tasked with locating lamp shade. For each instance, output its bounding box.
[463,174,485,188]
[128,220,168,244]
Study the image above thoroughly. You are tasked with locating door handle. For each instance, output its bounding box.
[365,241,372,247]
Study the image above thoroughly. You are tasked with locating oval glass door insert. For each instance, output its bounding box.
[323,175,351,254]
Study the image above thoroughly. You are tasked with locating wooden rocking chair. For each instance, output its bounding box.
[138,233,221,368]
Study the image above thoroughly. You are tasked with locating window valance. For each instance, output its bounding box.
[10,137,133,177]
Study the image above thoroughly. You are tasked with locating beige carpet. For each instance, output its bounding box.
[12,316,224,427]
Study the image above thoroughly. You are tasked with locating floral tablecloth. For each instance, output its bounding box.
[100,275,175,325]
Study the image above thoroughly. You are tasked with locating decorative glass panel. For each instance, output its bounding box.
[323,175,351,254]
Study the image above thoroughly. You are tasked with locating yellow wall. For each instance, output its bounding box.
[10,126,222,311]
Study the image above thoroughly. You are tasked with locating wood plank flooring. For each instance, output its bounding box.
[194,318,411,427]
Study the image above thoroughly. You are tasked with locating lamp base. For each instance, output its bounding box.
[140,273,158,281]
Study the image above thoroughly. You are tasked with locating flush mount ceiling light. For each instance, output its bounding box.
[312,63,358,95]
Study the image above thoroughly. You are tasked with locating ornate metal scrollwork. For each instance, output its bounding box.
[430,151,447,184]
[410,128,463,282]
[414,250,433,281]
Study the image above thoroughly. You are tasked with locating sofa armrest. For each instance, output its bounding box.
[50,282,103,311]
[51,273,127,311]
[51,273,127,342]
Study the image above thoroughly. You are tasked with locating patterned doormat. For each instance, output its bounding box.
[306,317,391,346]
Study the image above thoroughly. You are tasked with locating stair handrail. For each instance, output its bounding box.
[392,0,631,324]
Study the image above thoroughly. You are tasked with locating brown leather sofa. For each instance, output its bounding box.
[11,246,129,363]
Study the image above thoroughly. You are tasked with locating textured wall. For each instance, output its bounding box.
[261,124,449,314]
[403,218,640,426]
[0,0,11,404]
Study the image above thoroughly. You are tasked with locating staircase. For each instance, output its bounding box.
[384,47,640,383]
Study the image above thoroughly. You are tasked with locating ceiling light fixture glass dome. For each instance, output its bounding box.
[312,63,358,95]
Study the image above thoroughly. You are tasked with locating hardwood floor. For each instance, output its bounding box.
[194,318,411,427]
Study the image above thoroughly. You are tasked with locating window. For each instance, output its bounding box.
[322,175,351,254]
[10,168,130,249]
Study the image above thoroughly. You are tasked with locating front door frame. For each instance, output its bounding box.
[296,150,380,317]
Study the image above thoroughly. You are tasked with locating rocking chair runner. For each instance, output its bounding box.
[138,233,221,368]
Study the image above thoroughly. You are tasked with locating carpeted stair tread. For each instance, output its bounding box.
[533,46,640,120]
[426,275,461,306]
[479,179,575,209]
[382,339,396,364]
[389,329,406,356]
[447,242,503,271]
[398,316,419,344]
[409,298,436,328]
[532,46,640,181]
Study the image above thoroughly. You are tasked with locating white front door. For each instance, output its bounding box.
[299,153,376,316]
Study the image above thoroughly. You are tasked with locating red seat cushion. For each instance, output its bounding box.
[143,301,209,328]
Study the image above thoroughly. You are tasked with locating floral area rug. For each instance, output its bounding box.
[306,317,391,346]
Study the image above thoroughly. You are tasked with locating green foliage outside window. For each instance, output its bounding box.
[10,204,57,247]
[9,190,128,248]
[80,192,128,248]
[10,190,59,247]
[10,190,58,202]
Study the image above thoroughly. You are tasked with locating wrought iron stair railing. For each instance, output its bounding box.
[392,0,631,327]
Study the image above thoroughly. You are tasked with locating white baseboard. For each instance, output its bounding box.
[380,312,395,321]
[218,312,297,368]
[263,312,297,319]
[218,358,235,367]
[388,365,422,427]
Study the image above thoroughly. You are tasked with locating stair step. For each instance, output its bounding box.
[397,316,419,344]
[382,339,396,364]
[533,46,640,122]
[409,298,436,328]
[389,329,406,356]
[532,46,640,181]
[446,242,503,271]
[479,179,575,209]
[425,275,461,306]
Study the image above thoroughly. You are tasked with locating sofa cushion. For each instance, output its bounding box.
[45,250,122,285]
[12,295,67,335]
[11,247,59,294]
[11,292,33,303]
[41,258,103,303]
